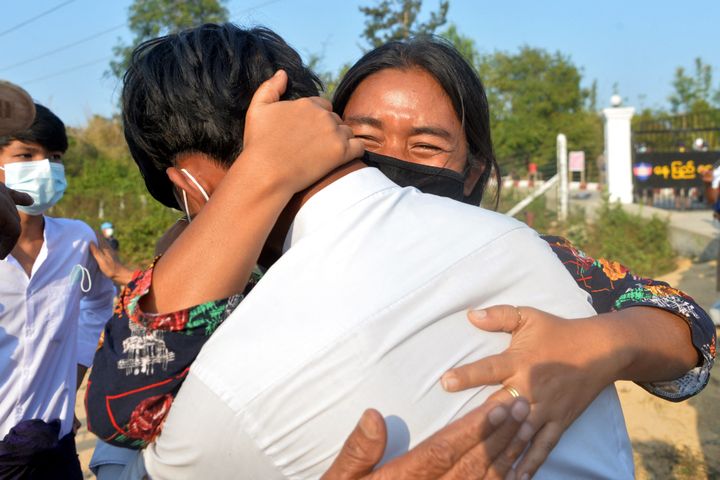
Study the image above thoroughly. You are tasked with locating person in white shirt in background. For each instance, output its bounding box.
[113,24,633,479]
[0,103,115,479]
[707,162,720,219]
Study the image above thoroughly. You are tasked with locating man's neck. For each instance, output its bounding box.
[258,160,366,268]
[11,213,45,276]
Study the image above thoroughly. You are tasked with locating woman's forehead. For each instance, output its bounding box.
[344,67,462,130]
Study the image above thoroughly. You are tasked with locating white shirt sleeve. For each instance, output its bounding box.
[76,253,115,367]
[144,374,283,480]
[712,165,720,189]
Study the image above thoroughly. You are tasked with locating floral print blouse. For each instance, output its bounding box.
[85,237,716,449]
[543,235,715,401]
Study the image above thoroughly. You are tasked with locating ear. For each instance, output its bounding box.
[166,167,207,214]
[463,164,483,197]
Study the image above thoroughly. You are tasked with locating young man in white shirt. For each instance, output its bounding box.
[109,24,633,479]
[0,103,115,478]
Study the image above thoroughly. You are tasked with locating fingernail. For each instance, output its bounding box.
[510,400,530,422]
[521,474,530,480]
[359,410,381,439]
[441,374,459,391]
[488,406,508,426]
[505,470,516,480]
[517,422,534,442]
[468,309,487,324]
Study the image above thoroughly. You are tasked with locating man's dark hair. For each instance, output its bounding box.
[0,103,68,153]
[122,23,322,209]
[332,36,500,207]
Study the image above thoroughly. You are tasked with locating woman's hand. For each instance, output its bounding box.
[441,305,620,479]
[145,71,364,314]
[242,70,365,195]
[90,235,134,285]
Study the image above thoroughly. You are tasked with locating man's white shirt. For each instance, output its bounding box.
[145,168,634,479]
[0,216,115,438]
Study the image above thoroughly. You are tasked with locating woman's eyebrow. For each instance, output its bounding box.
[345,115,383,128]
[411,126,452,140]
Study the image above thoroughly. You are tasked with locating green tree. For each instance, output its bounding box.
[110,0,228,79]
[359,0,449,49]
[52,116,178,266]
[306,52,351,100]
[478,47,602,173]
[668,57,716,113]
[440,23,481,69]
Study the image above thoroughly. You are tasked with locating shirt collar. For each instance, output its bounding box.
[3,215,52,279]
[283,167,398,253]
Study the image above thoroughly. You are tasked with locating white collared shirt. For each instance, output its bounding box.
[145,168,633,479]
[0,216,115,439]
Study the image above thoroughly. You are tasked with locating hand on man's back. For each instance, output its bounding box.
[323,398,530,480]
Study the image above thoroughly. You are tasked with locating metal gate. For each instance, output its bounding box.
[632,110,720,209]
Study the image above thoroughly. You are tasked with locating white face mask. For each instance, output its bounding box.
[0,159,67,215]
[70,264,92,293]
[180,168,210,222]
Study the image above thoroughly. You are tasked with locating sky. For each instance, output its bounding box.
[1,0,719,127]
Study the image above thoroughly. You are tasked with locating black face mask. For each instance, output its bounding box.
[363,151,467,202]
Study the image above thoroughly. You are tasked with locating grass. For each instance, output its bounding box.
[494,188,678,278]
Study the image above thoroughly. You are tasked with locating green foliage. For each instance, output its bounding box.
[110,0,229,79]
[668,57,718,114]
[498,188,676,277]
[584,199,676,277]
[49,116,178,267]
[307,52,351,100]
[440,23,480,68]
[359,0,448,49]
[478,47,603,174]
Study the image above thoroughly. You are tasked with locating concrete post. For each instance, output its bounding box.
[602,105,635,203]
[557,133,568,222]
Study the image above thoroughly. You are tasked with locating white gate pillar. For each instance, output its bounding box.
[602,99,635,204]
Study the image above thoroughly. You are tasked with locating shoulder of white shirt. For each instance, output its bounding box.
[45,216,97,243]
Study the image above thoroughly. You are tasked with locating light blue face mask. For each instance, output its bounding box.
[0,159,67,215]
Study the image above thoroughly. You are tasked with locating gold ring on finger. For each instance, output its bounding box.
[514,306,525,330]
[503,384,521,398]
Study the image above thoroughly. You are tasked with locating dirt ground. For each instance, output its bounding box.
[617,259,720,480]
[618,376,720,479]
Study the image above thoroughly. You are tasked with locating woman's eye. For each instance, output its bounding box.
[415,144,442,151]
[14,153,32,159]
[355,135,380,144]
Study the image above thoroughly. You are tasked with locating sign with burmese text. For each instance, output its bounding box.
[632,152,718,189]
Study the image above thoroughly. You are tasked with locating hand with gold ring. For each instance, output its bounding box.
[440,305,619,480]
[503,385,520,399]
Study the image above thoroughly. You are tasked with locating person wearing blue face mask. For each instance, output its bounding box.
[0,103,115,478]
